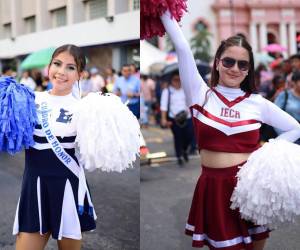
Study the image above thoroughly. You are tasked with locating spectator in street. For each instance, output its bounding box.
[79,70,92,97]
[43,76,53,91]
[257,65,273,98]
[32,71,43,90]
[275,71,300,144]
[41,76,52,91]
[290,54,300,72]
[20,71,37,91]
[267,75,286,101]
[259,74,287,142]
[1,66,13,76]
[160,72,193,166]
[140,94,148,127]
[281,59,292,78]
[130,63,140,79]
[105,67,118,93]
[113,64,140,118]
[141,74,156,126]
[89,67,105,92]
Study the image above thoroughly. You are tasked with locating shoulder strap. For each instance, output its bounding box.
[167,87,171,117]
[282,89,289,111]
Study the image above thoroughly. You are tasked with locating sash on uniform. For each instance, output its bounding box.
[39,100,97,219]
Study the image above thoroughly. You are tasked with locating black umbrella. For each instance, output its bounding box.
[160,59,211,82]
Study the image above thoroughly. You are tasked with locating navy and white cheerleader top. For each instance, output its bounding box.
[160,11,300,152]
[32,91,78,151]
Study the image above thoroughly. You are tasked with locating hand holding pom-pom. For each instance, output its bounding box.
[141,0,187,39]
[74,92,140,173]
[0,76,38,154]
[230,139,300,228]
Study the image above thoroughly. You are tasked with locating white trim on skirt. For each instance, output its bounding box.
[185,223,268,248]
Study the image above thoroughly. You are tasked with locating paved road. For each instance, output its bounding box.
[0,152,139,250]
[141,126,300,250]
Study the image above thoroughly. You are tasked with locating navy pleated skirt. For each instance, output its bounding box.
[13,147,96,240]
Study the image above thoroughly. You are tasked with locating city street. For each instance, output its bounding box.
[141,126,300,250]
[0,152,139,250]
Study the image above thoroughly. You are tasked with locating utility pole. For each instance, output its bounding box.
[229,0,235,35]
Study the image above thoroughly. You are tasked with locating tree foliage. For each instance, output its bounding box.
[190,22,212,63]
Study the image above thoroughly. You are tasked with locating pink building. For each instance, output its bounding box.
[213,0,300,56]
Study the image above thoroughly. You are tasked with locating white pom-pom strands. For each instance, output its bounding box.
[0,76,38,154]
[230,139,300,229]
[73,92,140,173]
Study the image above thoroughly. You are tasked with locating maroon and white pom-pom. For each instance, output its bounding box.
[141,0,187,40]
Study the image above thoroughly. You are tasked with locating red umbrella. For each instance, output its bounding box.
[263,43,287,53]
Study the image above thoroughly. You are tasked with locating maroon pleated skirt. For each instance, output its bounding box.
[185,163,270,250]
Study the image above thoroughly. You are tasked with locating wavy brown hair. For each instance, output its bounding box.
[210,35,256,93]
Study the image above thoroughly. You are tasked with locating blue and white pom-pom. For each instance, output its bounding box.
[230,139,300,228]
[0,76,38,154]
[73,92,140,172]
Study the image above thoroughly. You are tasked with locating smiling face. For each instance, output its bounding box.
[48,51,81,96]
[216,46,250,89]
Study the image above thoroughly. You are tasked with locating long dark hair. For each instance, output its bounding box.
[210,36,256,93]
[49,44,86,73]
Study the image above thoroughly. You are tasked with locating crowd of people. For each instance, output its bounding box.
[256,53,300,144]
[0,63,141,119]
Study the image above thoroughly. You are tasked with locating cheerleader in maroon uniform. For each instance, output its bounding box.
[159,10,300,250]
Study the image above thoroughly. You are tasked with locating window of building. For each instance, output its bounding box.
[24,16,36,34]
[120,44,139,67]
[51,7,67,28]
[3,23,12,39]
[86,0,107,20]
[133,0,139,10]
[267,32,277,44]
[128,0,139,10]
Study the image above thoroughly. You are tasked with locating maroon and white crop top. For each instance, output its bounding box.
[161,11,300,153]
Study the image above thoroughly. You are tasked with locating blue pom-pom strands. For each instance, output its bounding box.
[0,76,38,154]
[77,205,94,217]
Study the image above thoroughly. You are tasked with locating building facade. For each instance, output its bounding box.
[213,0,300,56]
[0,0,140,73]
[159,0,300,58]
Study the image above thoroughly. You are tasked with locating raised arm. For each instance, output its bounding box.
[262,99,300,142]
[160,11,209,107]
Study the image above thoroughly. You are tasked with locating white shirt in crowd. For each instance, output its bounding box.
[160,86,191,119]
[90,74,105,92]
[20,76,36,91]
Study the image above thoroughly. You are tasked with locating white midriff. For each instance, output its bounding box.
[200,149,251,168]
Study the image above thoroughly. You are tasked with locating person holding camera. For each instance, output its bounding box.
[160,72,193,166]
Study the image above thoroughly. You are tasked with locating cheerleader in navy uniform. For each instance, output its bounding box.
[157,9,300,250]
[13,45,96,250]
